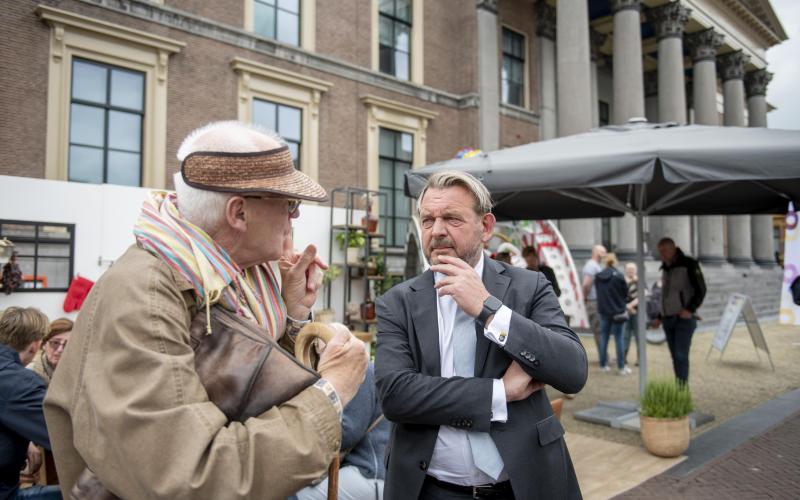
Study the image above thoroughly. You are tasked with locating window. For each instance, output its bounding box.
[38,6,184,189]
[379,128,413,247]
[0,221,74,292]
[252,99,302,168]
[502,28,526,107]
[599,101,610,127]
[253,0,300,46]
[379,0,412,80]
[232,57,331,181]
[68,59,144,186]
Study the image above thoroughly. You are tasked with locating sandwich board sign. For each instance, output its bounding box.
[706,293,774,370]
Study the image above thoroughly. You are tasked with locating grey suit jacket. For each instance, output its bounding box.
[375,258,588,500]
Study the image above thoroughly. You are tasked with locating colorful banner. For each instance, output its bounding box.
[779,203,800,326]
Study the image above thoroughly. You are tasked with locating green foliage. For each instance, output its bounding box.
[335,230,366,250]
[322,265,342,285]
[640,377,694,419]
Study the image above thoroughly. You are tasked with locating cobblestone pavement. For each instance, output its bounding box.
[615,411,800,499]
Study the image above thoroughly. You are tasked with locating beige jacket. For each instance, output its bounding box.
[44,245,341,499]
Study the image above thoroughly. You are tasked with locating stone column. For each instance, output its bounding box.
[644,71,659,123]
[537,0,558,140]
[647,1,692,254]
[556,0,595,261]
[556,0,593,136]
[611,0,644,260]
[590,28,607,127]
[611,0,645,124]
[647,1,691,123]
[746,68,776,266]
[719,50,755,266]
[745,69,772,128]
[685,28,726,264]
[477,0,500,151]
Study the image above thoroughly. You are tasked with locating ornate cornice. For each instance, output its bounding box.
[646,2,691,41]
[476,0,498,14]
[590,28,607,62]
[717,50,750,81]
[684,28,724,63]
[744,68,773,97]
[536,0,556,41]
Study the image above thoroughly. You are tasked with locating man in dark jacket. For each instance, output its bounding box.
[0,307,61,500]
[652,238,707,384]
[522,246,561,297]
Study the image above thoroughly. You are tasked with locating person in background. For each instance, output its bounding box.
[652,238,706,384]
[623,263,639,367]
[522,246,561,297]
[29,319,73,386]
[582,245,607,354]
[593,254,631,375]
[0,307,62,500]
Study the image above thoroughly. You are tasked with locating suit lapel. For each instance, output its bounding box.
[410,270,441,377]
[475,258,511,376]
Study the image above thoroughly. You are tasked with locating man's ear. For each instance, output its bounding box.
[481,212,496,242]
[224,196,248,232]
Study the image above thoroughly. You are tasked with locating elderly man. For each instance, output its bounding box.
[376,171,587,500]
[44,121,367,499]
[582,244,607,357]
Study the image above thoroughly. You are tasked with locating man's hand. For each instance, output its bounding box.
[430,255,490,317]
[678,309,692,319]
[502,361,545,402]
[23,442,42,476]
[317,329,368,407]
[651,318,662,328]
[279,237,327,319]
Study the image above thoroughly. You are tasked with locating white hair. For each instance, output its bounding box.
[174,121,286,232]
[418,170,493,215]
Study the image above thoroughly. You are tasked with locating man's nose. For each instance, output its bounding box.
[431,217,447,236]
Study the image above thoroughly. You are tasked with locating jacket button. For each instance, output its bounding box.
[419,461,428,470]
[521,351,528,357]
[533,359,541,367]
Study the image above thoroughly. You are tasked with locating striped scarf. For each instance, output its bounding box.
[133,191,286,338]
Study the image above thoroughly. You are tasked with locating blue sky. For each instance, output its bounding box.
[766,0,799,130]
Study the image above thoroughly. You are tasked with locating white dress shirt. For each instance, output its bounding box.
[427,253,514,485]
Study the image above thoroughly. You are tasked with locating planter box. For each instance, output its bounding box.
[640,415,690,457]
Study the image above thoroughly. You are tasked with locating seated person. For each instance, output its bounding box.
[294,362,389,500]
[30,318,73,386]
[0,307,62,500]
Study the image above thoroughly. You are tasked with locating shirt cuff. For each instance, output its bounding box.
[483,305,512,346]
[491,379,508,422]
[312,379,343,419]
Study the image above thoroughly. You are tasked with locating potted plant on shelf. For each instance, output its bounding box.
[315,265,341,324]
[361,194,379,233]
[639,377,694,458]
[335,230,366,265]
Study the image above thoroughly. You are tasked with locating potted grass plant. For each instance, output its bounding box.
[639,377,694,457]
[335,230,366,265]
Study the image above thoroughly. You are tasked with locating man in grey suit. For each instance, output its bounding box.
[376,171,587,500]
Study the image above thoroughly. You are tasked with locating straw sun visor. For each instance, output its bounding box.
[180,146,327,202]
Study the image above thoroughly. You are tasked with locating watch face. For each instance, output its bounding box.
[485,296,502,312]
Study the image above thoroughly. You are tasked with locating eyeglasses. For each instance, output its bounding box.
[48,340,68,350]
[243,195,301,216]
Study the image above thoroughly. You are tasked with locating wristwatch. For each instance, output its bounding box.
[477,295,503,327]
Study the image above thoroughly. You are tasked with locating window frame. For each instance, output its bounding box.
[378,0,412,81]
[245,0,316,51]
[232,57,332,184]
[378,128,414,248]
[501,25,529,109]
[371,0,424,85]
[251,98,303,168]
[38,6,184,189]
[69,57,146,186]
[0,220,75,293]
[252,0,301,46]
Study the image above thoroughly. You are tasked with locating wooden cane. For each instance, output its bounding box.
[295,322,341,500]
